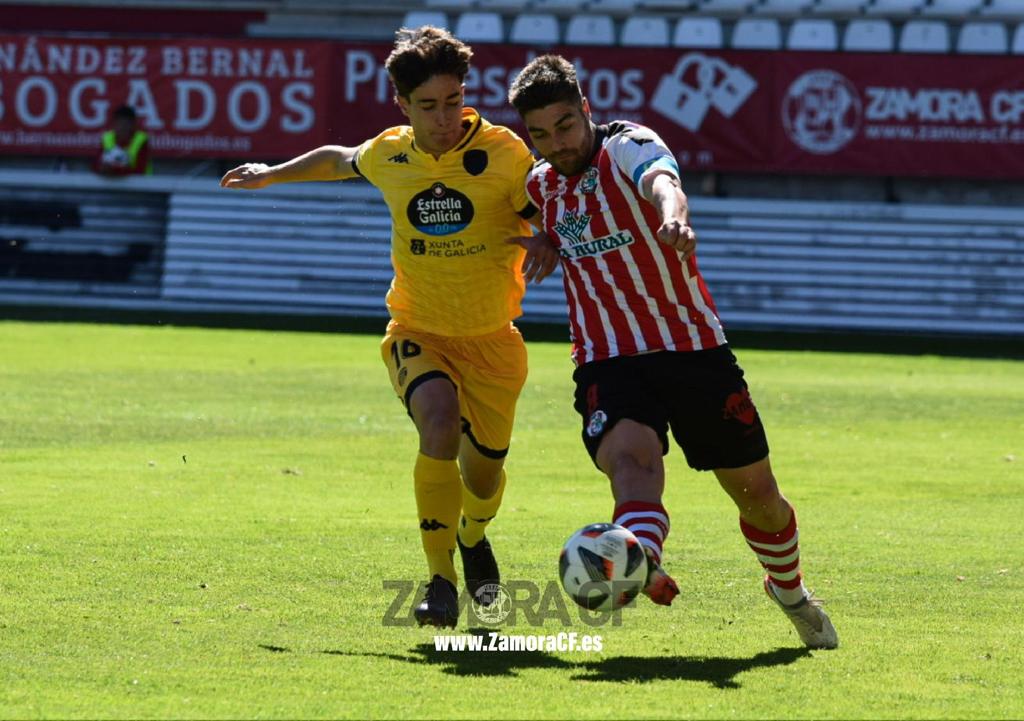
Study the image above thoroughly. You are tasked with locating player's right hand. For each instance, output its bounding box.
[219,163,272,189]
[507,232,560,284]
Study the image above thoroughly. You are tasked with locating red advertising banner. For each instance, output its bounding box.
[770,52,1024,178]
[328,43,776,171]
[0,35,332,158]
[3,34,1023,179]
[332,43,1024,179]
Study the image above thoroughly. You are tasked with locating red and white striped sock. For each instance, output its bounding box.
[740,507,807,606]
[613,501,670,565]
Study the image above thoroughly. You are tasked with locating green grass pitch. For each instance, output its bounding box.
[1,320,1022,719]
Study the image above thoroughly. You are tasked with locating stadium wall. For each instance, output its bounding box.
[2,169,1022,341]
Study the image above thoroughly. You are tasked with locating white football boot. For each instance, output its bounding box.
[764,576,838,649]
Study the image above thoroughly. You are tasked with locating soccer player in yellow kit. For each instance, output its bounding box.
[220,27,557,628]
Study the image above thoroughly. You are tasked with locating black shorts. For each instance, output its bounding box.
[572,346,770,472]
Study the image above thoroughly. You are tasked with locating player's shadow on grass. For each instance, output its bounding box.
[573,647,811,688]
[324,631,810,687]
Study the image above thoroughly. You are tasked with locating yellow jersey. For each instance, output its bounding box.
[353,108,535,337]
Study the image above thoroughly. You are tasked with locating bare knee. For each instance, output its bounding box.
[409,380,462,459]
[596,420,665,504]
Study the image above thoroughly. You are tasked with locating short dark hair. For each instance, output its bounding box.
[508,55,583,116]
[113,104,137,122]
[385,26,473,98]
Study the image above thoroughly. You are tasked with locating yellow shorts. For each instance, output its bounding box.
[380,321,528,458]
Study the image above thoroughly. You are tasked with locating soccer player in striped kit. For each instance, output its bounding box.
[508,55,837,649]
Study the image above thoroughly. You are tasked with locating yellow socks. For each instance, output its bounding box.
[458,469,506,548]
[413,453,461,585]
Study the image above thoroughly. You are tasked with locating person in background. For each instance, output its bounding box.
[93,105,151,176]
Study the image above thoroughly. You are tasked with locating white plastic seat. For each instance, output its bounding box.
[401,11,449,30]
[565,14,616,45]
[509,13,560,44]
[843,18,895,51]
[982,0,1024,18]
[1014,23,1024,53]
[621,17,670,46]
[454,12,504,42]
[866,0,924,15]
[731,18,783,49]
[590,0,641,10]
[788,19,839,49]
[957,21,1009,54]
[899,19,951,52]
[673,17,724,47]
[532,0,587,10]
[477,0,529,10]
[812,0,868,13]
[701,0,755,13]
[756,0,813,15]
[921,0,983,17]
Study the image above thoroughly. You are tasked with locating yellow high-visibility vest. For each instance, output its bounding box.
[101,130,151,174]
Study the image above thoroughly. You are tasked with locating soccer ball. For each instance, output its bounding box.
[559,523,648,612]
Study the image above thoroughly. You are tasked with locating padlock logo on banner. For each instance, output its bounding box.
[650,53,758,132]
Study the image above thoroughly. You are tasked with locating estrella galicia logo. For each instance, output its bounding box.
[410,238,426,255]
[407,183,474,236]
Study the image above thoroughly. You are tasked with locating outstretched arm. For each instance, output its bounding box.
[220,145,359,189]
[641,170,696,260]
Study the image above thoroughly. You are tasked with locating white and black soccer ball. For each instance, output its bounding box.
[559,523,648,612]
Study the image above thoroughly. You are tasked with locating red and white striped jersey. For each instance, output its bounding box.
[525,121,727,366]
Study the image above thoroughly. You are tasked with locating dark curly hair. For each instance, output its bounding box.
[508,55,583,116]
[385,26,473,98]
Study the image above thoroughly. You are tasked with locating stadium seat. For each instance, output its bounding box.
[532,0,587,11]
[700,0,756,13]
[424,0,473,8]
[1014,23,1024,53]
[866,0,924,15]
[509,13,560,44]
[591,0,641,11]
[673,17,725,47]
[921,0,983,17]
[756,0,813,16]
[731,18,783,49]
[401,11,449,30]
[812,0,868,14]
[621,17,670,46]
[843,18,895,50]
[454,12,504,42]
[564,14,616,45]
[477,0,529,10]
[982,0,1024,19]
[899,19,951,52]
[787,19,839,49]
[957,21,1009,54]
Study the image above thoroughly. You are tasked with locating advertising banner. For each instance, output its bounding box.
[4,34,1023,178]
[0,35,332,158]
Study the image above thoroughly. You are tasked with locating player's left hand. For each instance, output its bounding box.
[507,232,560,283]
[657,219,697,259]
